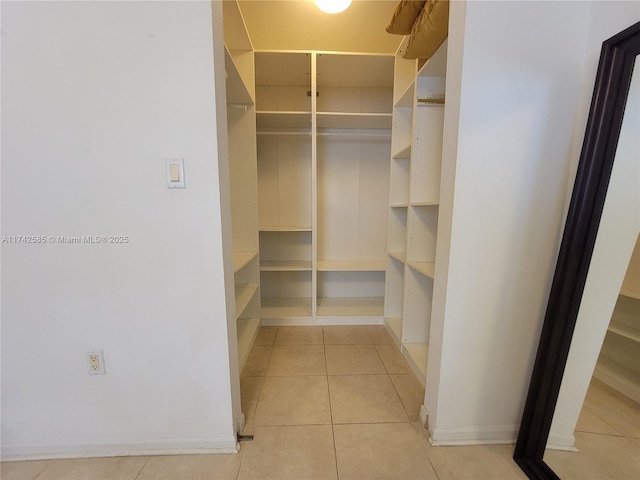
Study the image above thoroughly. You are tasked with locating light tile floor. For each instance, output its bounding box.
[2,326,638,479]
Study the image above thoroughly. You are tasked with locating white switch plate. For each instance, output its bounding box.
[166,158,185,189]
[87,349,106,375]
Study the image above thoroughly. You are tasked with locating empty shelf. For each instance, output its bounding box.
[257,111,312,129]
[388,251,407,263]
[594,356,640,403]
[225,47,254,105]
[385,317,403,345]
[392,143,412,160]
[259,226,312,232]
[237,317,260,369]
[620,289,640,300]
[261,297,312,318]
[316,112,392,130]
[235,283,258,319]
[317,297,384,317]
[317,260,386,272]
[608,321,640,343]
[233,251,257,273]
[402,342,428,384]
[408,261,435,279]
[260,260,312,271]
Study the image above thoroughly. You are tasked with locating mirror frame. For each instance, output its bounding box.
[514,21,640,480]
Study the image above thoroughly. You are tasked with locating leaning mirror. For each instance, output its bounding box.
[514,21,640,480]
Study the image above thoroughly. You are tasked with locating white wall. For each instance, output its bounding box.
[549,1,640,449]
[427,0,593,444]
[1,1,238,459]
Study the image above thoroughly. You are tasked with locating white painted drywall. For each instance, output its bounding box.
[549,1,640,449]
[1,1,238,458]
[427,0,594,444]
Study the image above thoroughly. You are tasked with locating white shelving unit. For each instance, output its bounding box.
[594,235,640,402]
[383,39,448,385]
[223,1,260,370]
[255,50,393,325]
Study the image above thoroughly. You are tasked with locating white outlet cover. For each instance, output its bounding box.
[87,349,106,375]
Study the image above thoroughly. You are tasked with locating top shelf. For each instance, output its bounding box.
[225,46,254,105]
[256,51,311,87]
[222,1,253,51]
[417,40,448,78]
[317,53,394,88]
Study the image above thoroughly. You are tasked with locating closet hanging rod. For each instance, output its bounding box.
[417,96,445,106]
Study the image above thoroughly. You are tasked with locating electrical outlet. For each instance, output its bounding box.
[87,349,106,375]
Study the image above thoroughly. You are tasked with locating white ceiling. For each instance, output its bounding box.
[237,0,403,54]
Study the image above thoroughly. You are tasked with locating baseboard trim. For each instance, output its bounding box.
[1,436,239,461]
[428,425,519,446]
[261,317,384,326]
[546,432,578,452]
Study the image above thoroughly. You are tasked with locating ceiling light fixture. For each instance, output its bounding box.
[316,0,352,14]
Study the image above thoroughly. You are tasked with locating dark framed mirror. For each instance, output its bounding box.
[513,21,640,480]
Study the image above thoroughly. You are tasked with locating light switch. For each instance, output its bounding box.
[166,158,185,189]
[170,164,180,182]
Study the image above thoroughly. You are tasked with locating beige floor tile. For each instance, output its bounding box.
[375,344,412,374]
[237,425,337,480]
[575,407,623,436]
[241,346,272,377]
[428,444,527,480]
[136,454,242,480]
[334,423,437,479]
[544,448,614,480]
[254,327,277,346]
[266,346,326,376]
[583,392,640,439]
[390,374,425,421]
[254,376,331,426]
[571,431,640,479]
[1,460,50,480]
[325,345,385,375]
[329,375,408,424]
[241,376,265,425]
[275,326,323,345]
[323,326,372,345]
[366,325,394,345]
[34,456,148,480]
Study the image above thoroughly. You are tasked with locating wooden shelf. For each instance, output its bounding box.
[259,226,312,232]
[317,260,386,272]
[408,261,435,279]
[237,317,260,370]
[235,283,258,319]
[316,112,392,130]
[390,203,408,208]
[225,47,254,105]
[594,356,640,403]
[261,297,312,318]
[394,82,415,108]
[257,111,312,130]
[411,201,439,207]
[402,342,428,385]
[260,260,312,271]
[608,321,640,343]
[620,289,640,300]
[417,40,447,77]
[385,317,403,346]
[317,297,384,317]
[388,251,406,263]
[392,144,412,160]
[233,251,257,273]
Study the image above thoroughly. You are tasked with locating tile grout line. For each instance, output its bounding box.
[323,326,341,480]
[132,456,151,480]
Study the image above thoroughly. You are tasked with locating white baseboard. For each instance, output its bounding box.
[261,317,383,326]
[1,436,239,461]
[428,425,519,446]
[546,432,578,452]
